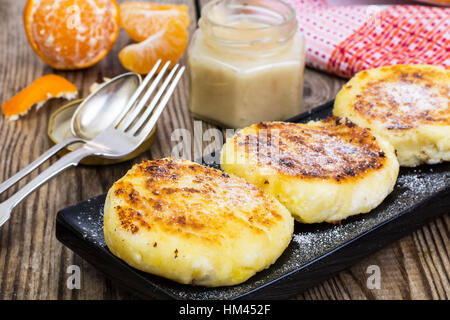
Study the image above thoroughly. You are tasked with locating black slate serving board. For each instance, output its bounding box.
[55,100,450,300]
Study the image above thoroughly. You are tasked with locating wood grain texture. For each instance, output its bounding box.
[0,0,448,300]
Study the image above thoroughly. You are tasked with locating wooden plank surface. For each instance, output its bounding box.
[0,0,448,300]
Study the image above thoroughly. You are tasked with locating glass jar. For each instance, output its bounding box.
[188,0,305,128]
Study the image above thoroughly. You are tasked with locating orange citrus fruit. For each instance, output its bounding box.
[120,1,190,42]
[2,74,78,120]
[119,19,188,74]
[23,0,120,70]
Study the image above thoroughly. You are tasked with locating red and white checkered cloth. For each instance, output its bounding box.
[287,0,450,78]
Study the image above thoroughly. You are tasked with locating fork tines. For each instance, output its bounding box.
[114,59,185,140]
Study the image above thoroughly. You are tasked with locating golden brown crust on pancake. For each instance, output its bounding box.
[110,158,285,245]
[231,116,387,182]
[351,65,449,130]
[104,158,294,286]
[334,64,450,167]
[221,118,399,223]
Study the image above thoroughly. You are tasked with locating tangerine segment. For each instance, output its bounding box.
[119,19,188,74]
[24,0,120,70]
[2,74,78,120]
[120,1,190,42]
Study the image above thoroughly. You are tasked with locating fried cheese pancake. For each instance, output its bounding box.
[334,64,450,167]
[104,158,294,287]
[221,117,399,223]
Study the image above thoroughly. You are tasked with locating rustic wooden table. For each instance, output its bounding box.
[0,0,448,300]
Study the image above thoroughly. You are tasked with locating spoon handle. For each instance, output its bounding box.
[0,146,94,227]
[0,136,84,196]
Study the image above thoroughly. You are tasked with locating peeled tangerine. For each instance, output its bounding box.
[120,1,190,42]
[119,19,188,74]
[1,74,78,120]
[23,0,120,69]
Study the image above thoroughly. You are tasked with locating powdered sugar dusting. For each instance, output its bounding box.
[355,66,450,130]
[231,118,386,181]
[384,82,444,113]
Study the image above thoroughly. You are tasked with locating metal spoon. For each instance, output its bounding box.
[0,72,142,195]
[71,73,142,140]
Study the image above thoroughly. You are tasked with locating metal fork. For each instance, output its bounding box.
[0,60,185,227]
